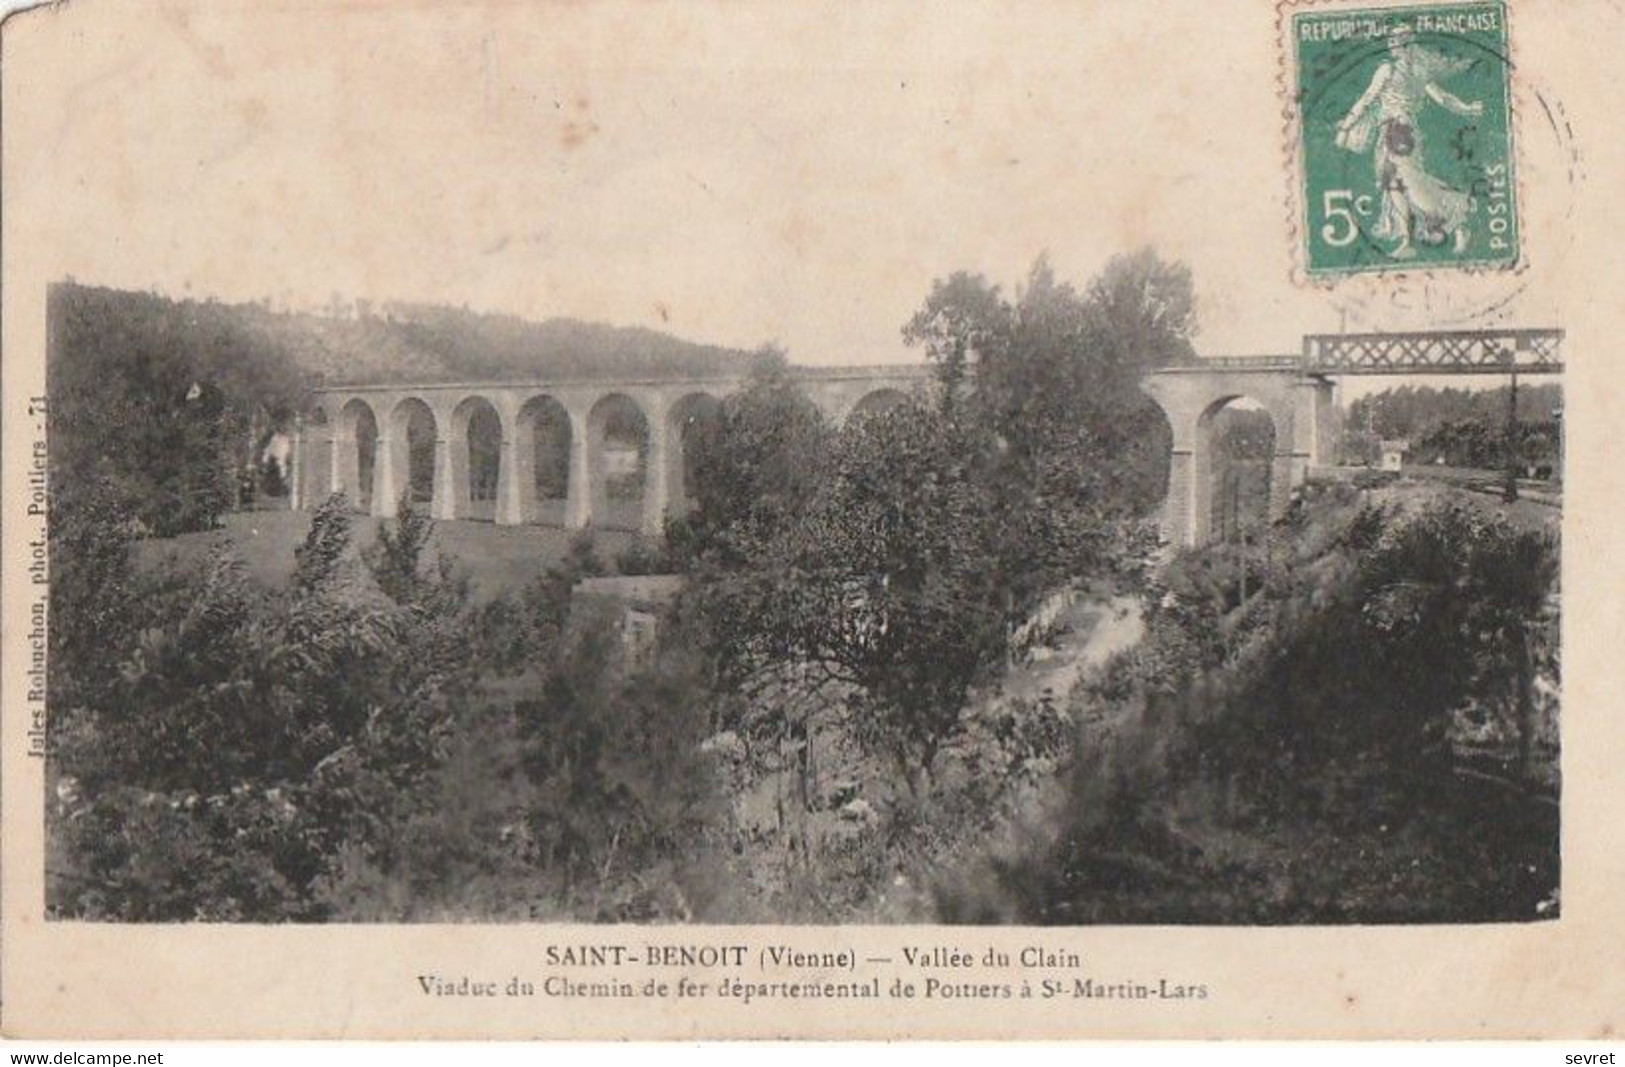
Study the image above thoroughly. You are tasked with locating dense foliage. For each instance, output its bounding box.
[1412,418,1561,471]
[669,347,835,568]
[1347,382,1562,441]
[697,405,1014,793]
[48,493,726,920]
[49,287,308,535]
[905,252,1186,521]
[683,252,1190,799]
[940,486,1561,924]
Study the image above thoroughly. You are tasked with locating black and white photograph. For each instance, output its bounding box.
[3,0,1618,1044]
[37,17,1562,930]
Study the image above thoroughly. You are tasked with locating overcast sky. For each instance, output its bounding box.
[7,1,1578,372]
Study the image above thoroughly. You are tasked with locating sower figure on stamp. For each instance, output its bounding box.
[1335,24,1484,258]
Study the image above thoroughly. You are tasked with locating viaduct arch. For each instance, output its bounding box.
[1142,360,1336,549]
[288,365,931,537]
[1142,329,1565,549]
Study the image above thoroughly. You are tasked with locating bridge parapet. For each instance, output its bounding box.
[310,362,930,397]
[1154,355,1304,373]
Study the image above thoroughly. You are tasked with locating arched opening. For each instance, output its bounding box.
[389,397,439,509]
[848,387,912,423]
[667,392,724,518]
[339,399,379,513]
[451,396,504,522]
[1197,396,1277,546]
[1123,395,1174,519]
[588,393,650,531]
[518,395,573,526]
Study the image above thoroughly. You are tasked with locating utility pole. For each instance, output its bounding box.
[1230,469,1240,544]
[1504,368,1520,503]
[1553,408,1564,487]
[1234,472,1247,606]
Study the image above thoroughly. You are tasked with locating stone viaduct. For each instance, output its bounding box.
[286,328,1562,551]
[287,365,930,536]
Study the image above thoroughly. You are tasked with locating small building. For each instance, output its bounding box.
[1378,439,1409,473]
[573,574,684,666]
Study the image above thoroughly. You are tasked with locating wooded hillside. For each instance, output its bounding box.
[51,284,754,389]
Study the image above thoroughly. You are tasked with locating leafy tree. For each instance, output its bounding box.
[467,568,573,675]
[502,608,724,916]
[365,494,437,603]
[49,284,312,536]
[362,493,469,619]
[691,251,1204,798]
[1347,383,1561,444]
[1355,505,1559,776]
[901,271,1008,414]
[48,491,481,919]
[901,252,1192,529]
[701,404,1011,793]
[564,526,606,577]
[47,479,144,718]
[260,453,287,498]
[680,346,834,565]
[1079,246,1199,375]
[292,493,357,589]
[957,493,1561,925]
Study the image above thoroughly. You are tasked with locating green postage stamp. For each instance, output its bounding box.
[1292,1,1517,275]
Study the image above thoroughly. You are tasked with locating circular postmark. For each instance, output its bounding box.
[1281,1,1582,328]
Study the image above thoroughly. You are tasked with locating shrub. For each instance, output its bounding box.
[468,568,572,674]
[48,488,480,920]
[1352,468,1399,490]
[613,540,670,576]
[565,526,606,577]
[502,612,726,918]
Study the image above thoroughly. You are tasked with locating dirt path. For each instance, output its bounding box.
[1000,593,1144,706]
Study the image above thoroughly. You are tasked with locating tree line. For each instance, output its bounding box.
[1342,382,1563,470]
[48,249,1561,923]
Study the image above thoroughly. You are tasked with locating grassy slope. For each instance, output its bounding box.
[134,508,644,603]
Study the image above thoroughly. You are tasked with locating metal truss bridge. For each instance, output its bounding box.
[1303,328,1564,376]
[1181,329,1565,377]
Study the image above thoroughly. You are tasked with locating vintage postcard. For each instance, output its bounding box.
[2,0,1622,1041]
